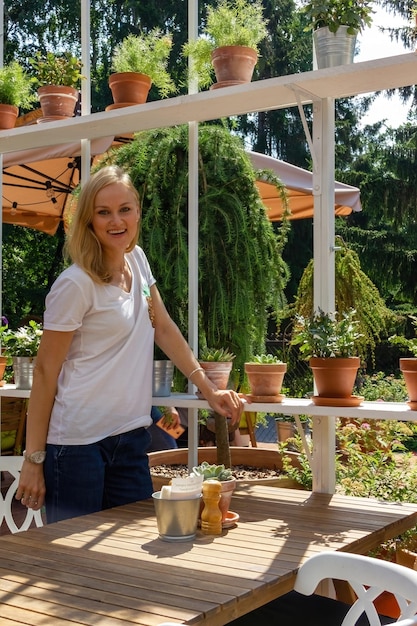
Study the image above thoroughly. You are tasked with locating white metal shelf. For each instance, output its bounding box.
[152,393,417,422]
[0,53,416,154]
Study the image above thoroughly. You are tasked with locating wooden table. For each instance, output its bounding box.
[0,485,417,626]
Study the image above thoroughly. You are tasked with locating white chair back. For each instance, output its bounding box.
[294,551,417,626]
[0,455,43,533]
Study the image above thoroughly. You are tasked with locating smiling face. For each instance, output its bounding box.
[91,181,140,256]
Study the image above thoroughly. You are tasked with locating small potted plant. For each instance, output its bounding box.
[191,461,237,526]
[0,319,43,389]
[29,51,84,120]
[0,61,36,130]
[198,346,236,391]
[291,308,363,405]
[301,0,374,68]
[108,29,176,107]
[183,0,268,90]
[389,315,417,410]
[244,353,287,402]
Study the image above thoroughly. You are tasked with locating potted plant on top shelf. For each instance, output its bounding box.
[183,0,268,90]
[291,307,363,406]
[0,319,43,390]
[0,61,37,130]
[301,0,374,69]
[108,29,176,108]
[29,51,84,121]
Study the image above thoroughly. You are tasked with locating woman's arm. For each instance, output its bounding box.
[151,284,246,423]
[16,329,74,511]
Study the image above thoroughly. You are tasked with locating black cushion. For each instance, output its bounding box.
[226,590,397,625]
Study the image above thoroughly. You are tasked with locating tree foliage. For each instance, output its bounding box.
[293,238,394,364]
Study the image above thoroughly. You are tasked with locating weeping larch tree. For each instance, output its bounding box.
[97,124,290,465]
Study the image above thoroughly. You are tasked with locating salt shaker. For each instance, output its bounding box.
[201,479,223,535]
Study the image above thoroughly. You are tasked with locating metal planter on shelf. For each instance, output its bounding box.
[12,356,36,390]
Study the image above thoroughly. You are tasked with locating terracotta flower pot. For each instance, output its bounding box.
[210,45,258,89]
[199,361,233,390]
[310,357,360,403]
[400,358,417,409]
[108,72,152,106]
[244,362,287,402]
[37,85,79,119]
[0,104,19,130]
[0,355,7,382]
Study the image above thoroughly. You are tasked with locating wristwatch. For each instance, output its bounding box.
[23,450,46,464]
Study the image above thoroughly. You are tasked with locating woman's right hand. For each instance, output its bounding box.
[16,461,46,511]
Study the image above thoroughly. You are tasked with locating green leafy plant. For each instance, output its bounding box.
[199,347,236,362]
[30,51,84,88]
[355,372,408,403]
[301,0,374,34]
[0,61,37,108]
[0,320,43,359]
[291,307,362,360]
[389,315,417,357]
[183,0,268,89]
[191,460,234,481]
[111,30,176,98]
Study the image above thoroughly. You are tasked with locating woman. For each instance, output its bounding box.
[16,165,245,523]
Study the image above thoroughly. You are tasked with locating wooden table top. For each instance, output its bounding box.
[1,485,417,626]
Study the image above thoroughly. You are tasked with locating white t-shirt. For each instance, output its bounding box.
[44,246,156,445]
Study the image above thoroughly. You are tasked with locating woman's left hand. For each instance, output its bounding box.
[206,389,248,425]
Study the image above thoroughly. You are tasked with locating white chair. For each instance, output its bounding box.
[0,455,43,533]
[226,551,417,626]
[295,552,417,626]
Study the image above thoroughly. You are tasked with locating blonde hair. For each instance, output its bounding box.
[65,166,140,284]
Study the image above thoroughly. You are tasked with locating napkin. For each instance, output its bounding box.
[160,474,203,500]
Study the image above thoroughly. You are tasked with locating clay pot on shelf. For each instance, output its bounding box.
[199,361,233,390]
[108,72,152,108]
[244,362,287,402]
[309,356,361,406]
[0,104,19,130]
[399,358,417,410]
[37,85,79,120]
[210,45,258,89]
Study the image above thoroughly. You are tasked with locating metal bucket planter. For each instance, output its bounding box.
[12,356,36,389]
[313,26,356,69]
[152,360,174,397]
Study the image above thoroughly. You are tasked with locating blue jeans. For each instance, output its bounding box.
[44,426,153,523]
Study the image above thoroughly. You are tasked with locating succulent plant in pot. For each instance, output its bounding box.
[244,353,287,402]
[109,29,176,107]
[191,461,236,525]
[183,0,268,89]
[198,346,236,391]
[291,308,363,405]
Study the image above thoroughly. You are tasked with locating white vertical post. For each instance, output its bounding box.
[187,0,199,469]
[0,0,4,332]
[311,96,336,494]
[80,0,91,184]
